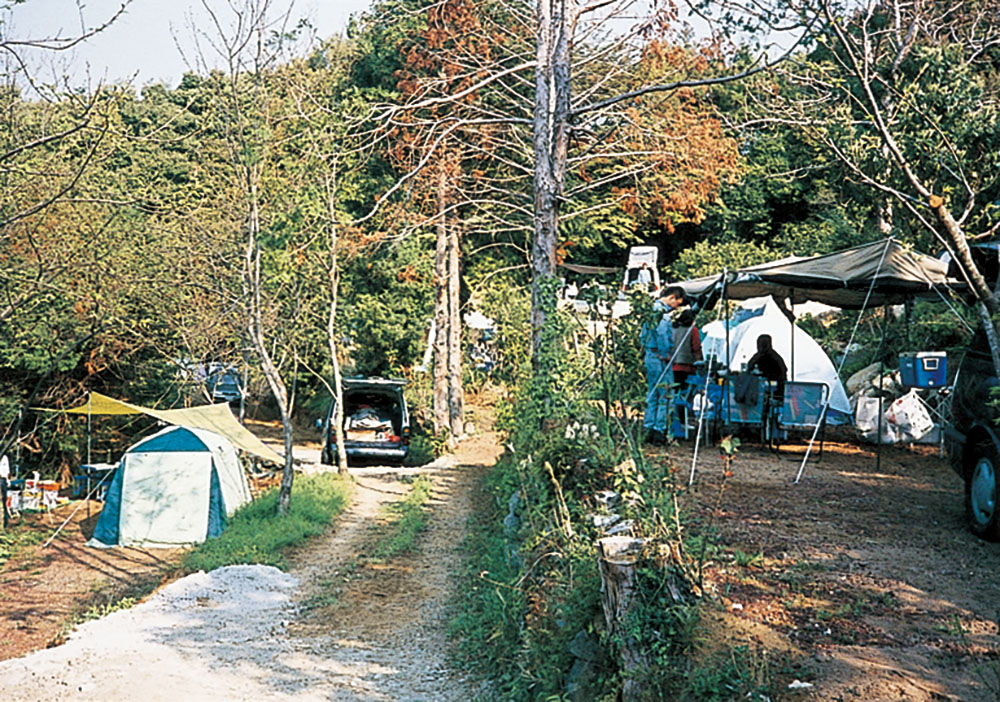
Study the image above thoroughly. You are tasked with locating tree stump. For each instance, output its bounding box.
[598,536,648,701]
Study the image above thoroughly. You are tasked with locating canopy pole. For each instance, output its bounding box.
[86,396,92,467]
[790,299,795,381]
[875,307,890,472]
[723,269,730,428]
[796,238,894,483]
[15,407,21,477]
[86,396,93,519]
[689,352,716,486]
[905,298,912,350]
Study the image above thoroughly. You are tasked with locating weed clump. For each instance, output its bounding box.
[453,282,778,701]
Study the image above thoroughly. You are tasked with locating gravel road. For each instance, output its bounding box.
[0,431,501,702]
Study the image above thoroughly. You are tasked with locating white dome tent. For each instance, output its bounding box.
[702,297,852,419]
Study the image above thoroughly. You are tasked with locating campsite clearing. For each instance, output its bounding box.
[674,435,1000,701]
[1,417,999,700]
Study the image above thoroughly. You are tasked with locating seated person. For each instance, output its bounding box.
[746,334,788,400]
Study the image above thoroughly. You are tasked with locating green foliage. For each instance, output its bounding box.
[454,283,759,700]
[405,423,446,466]
[181,473,352,573]
[667,239,778,281]
[680,645,774,702]
[76,596,139,624]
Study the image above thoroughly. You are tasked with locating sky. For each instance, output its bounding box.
[6,0,374,89]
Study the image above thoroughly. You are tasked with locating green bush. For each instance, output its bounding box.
[181,472,352,573]
[453,277,775,700]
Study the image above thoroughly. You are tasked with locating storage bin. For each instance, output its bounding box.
[899,352,947,387]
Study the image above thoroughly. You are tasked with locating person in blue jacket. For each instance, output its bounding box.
[642,286,686,444]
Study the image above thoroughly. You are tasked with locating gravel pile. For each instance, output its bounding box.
[0,565,302,702]
[0,461,493,702]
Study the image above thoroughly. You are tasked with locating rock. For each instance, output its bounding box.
[565,656,598,702]
[566,632,602,702]
[845,362,880,395]
[604,519,634,536]
[503,511,519,536]
[508,491,521,512]
[592,514,621,529]
[594,490,621,509]
[568,630,601,661]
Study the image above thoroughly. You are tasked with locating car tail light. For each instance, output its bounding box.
[402,426,410,446]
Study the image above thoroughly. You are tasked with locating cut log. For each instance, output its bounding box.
[598,536,648,702]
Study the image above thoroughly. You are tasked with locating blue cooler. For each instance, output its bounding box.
[899,352,947,387]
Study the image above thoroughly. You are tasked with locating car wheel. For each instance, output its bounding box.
[966,443,1000,541]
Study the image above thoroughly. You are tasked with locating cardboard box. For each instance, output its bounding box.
[346,429,378,442]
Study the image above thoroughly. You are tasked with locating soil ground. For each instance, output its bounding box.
[0,414,998,701]
[668,431,1000,701]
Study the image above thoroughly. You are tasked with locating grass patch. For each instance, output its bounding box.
[181,472,352,573]
[682,645,775,702]
[0,524,44,568]
[366,475,433,563]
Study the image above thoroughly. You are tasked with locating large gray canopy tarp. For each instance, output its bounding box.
[674,239,962,310]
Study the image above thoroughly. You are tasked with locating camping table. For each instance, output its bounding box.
[716,379,829,454]
[73,463,116,501]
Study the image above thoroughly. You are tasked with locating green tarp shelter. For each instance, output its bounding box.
[674,239,960,309]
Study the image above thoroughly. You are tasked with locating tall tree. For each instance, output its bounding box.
[756,0,1000,370]
[193,0,303,513]
[359,0,795,364]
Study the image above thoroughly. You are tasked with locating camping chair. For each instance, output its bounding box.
[781,381,829,459]
[672,374,706,440]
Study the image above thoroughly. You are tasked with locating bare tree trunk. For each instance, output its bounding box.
[325,171,349,475]
[433,170,450,434]
[531,0,572,361]
[245,179,295,515]
[447,217,464,438]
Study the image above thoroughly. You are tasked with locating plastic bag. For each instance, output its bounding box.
[855,396,898,444]
[885,390,934,441]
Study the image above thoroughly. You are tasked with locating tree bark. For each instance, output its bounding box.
[325,170,349,475]
[447,216,464,438]
[530,0,572,362]
[246,178,295,516]
[433,169,450,434]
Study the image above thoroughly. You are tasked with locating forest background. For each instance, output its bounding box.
[0,0,997,496]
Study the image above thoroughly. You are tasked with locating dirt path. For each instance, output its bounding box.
[672,435,1000,701]
[0,430,501,701]
[282,429,501,700]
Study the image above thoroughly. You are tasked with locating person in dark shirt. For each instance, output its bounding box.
[746,334,788,398]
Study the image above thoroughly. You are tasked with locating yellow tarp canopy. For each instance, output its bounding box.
[46,392,283,465]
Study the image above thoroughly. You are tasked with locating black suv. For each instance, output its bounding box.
[320,378,410,466]
[945,326,1000,540]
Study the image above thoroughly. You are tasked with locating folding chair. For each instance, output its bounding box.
[782,381,829,458]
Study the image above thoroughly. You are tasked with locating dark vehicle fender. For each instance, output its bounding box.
[954,423,1000,480]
